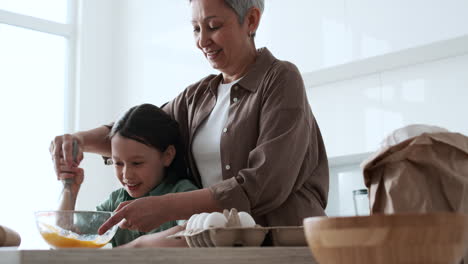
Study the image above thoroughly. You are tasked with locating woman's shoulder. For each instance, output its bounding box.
[269,58,302,80]
[252,50,308,106]
[162,74,219,116]
[183,74,219,97]
[257,48,302,79]
[260,59,305,97]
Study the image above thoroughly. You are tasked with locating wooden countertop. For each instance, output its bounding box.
[0,247,317,264]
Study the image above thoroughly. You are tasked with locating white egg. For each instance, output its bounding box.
[238,211,256,227]
[195,213,209,229]
[186,214,199,230]
[203,212,227,229]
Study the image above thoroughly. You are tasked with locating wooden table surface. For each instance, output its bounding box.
[0,247,317,264]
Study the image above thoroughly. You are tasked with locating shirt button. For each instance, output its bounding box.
[233,97,238,103]
[223,127,228,133]
[225,165,231,170]
[233,86,238,91]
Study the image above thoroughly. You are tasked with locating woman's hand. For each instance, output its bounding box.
[99,196,169,234]
[116,225,187,248]
[49,134,84,180]
[98,189,222,235]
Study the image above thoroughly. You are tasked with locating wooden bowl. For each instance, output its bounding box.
[0,225,21,247]
[304,213,468,264]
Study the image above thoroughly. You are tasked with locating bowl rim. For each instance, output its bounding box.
[34,210,115,219]
[34,210,114,215]
[303,212,468,225]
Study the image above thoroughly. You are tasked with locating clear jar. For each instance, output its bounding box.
[352,189,370,216]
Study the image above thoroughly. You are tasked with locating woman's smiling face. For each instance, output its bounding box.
[191,0,251,75]
[111,134,171,198]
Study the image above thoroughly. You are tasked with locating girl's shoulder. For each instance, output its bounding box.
[170,178,199,193]
[96,188,130,212]
[146,177,199,197]
[108,187,129,200]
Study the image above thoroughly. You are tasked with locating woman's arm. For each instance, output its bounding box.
[75,126,112,156]
[98,188,222,234]
[117,225,188,248]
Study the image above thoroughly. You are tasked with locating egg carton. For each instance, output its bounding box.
[169,209,307,247]
[269,226,307,247]
[181,226,269,247]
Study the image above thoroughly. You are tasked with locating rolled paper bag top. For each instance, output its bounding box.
[0,225,21,247]
[361,124,468,263]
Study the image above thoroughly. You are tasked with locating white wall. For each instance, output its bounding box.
[90,0,468,112]
[110,0,215,110]
[256,0,468,73]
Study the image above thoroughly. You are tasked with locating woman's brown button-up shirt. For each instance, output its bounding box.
[163,48,329,226]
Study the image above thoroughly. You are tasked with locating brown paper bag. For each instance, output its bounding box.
[363,132,468,214]
[363,131,468,263]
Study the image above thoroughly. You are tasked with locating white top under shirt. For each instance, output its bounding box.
[192,78,241,187]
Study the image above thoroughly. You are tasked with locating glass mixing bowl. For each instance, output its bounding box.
[35,210,118,248]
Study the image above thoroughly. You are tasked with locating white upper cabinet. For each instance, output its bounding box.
[381,54,468,136]
[256,0,347,73]
[308,74,383,157]
[346,0,468,62]
[257,0,468,73]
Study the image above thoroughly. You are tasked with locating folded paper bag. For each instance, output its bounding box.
[362,126,468,264]
[362,132,468,214]
[0,225,21,247]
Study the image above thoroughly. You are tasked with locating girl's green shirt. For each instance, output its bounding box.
[96,177,198,247]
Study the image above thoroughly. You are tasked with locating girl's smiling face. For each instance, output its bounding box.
[111,134,174,198]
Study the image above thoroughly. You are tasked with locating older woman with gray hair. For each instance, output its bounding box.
[50,0,329,247]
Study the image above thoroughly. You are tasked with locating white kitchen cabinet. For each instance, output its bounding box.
[307,75,383,158]
[256,0,346,73]
[381,54,468,136]
[345,0,468,62]
[306,36,468,159]
[306,37,468,217]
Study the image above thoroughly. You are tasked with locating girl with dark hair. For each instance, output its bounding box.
[59,103,198,247]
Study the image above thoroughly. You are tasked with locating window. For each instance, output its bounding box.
[0,0,68,23]
[0,1,76,249]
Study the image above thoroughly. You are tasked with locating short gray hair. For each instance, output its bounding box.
[224,0,264,24]
[190,0,264,24]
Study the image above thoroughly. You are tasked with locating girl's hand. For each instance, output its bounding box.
[57,164,84,211]
[49,134,84,180]
[57,157,84,196]
[60,164,84,196]
[99,196,169,234]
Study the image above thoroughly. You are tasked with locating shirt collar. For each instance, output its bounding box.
[207,47,276,94]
